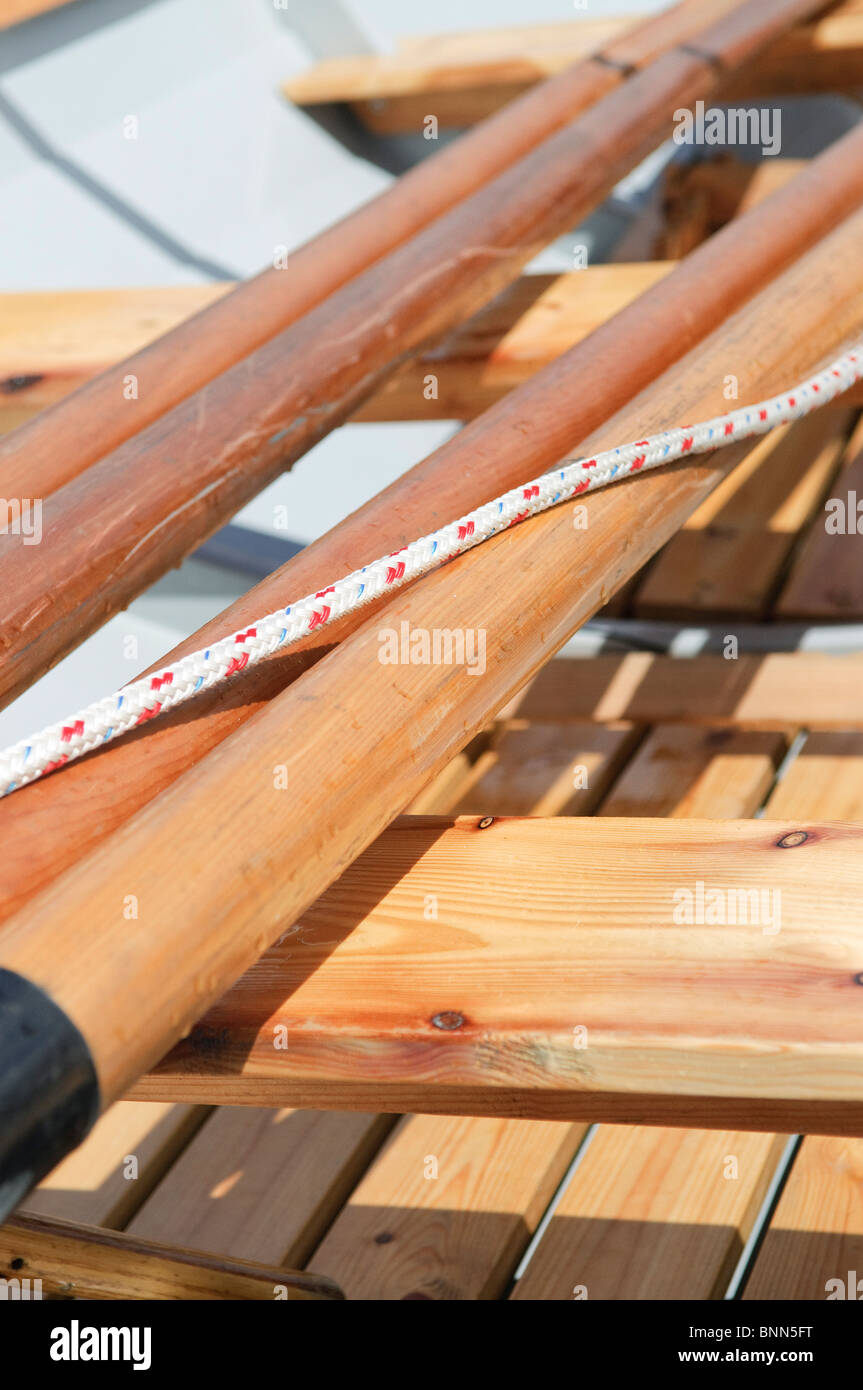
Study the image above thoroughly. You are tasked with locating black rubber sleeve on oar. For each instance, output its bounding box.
[0,968,100,1222]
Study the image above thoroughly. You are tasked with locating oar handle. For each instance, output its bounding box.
[0,969,99,1222]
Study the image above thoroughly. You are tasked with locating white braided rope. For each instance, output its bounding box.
[1,342,859,798]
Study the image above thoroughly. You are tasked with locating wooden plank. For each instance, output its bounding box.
[20,1100,205,1230]
[658,157,807,260]
[742,732,863,1299]
[314,721,786,1301]
[0,268,674,432]
[309,1115,585,1300]
[634,409,854,620]
[126,1108,393,1268]
[0,285,229,431]
[3,134,861,955]
[133,814,863,1137]
[512,721,788,1299]
[285,3,863,132]
[449,721,641,816]
[599,725,787,819]
[0,1213,343,1301]
[304,724,631,1298]
[283,1,741,132]
[777,423,863,620]
[513,1126,788,1300]
[501,654,863,729]
[743,1135,863,1300]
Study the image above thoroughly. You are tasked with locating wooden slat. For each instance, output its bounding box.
[9,269,862,433]
[511,721,787,1299]
[302,723,635,1298]
[126,1108,393,1268]
[0,285,229,432]
[283,1,742,132]
[0,1214,342,1301]
[309,1115,585,1300]
[0,269,673,432]
[777,426,863,620]
[742,731,863,1299]
[658,157,806,259]
[599,724,787,819]
[502,654,863,729]
[20,1101,205,1230]
[449,721,641,816]
[633,410,854,620]
[134,814,863,1136]
[743,1136,863,1299]
[513,1127,788,1300]
[285,2,863,132]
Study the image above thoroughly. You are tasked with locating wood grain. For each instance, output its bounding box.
[511,719,788,1299]
[743,732,863,1299]
[128,814,863,1135]
[0,1213,343,1301]
[20,1101,205,1230]
[503,653,863,729]
[127,1108,393,1268]
[634,410,855,620]
[305,719,622,1300]
[777,424,863,619]
[305,721,784,1301]
[309,1115,585,1300]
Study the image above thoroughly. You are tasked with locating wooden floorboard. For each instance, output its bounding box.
[743,733,863,1299]
[500,655,863,729]
[512,717,789,1299]
[633,411,854,621]
[127,1108,394,1268]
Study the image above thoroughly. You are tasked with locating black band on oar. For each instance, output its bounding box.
[0,968,99,1222]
